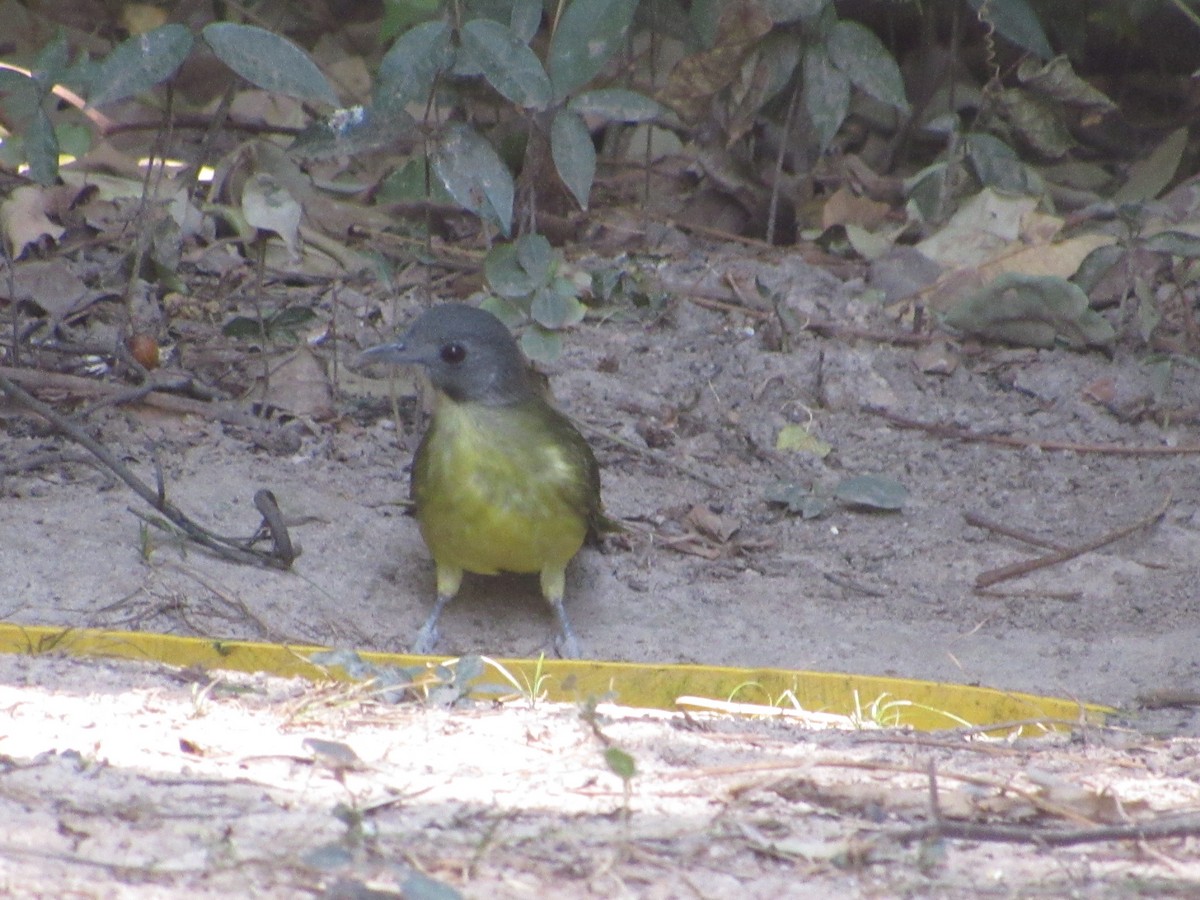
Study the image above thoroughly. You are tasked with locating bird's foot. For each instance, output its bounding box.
[554,632,582,659]
[551,601,584,659]
[553,626,584,660]
[410,621,441,655]
[410,594,452,656]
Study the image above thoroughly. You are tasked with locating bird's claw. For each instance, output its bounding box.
[410,623,441,656]
[554,631,583,660]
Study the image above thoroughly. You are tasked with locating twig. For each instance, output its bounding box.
[766,82,800,246]
[0,450,116,487]
[975,493,1171,589]
[0,365,274,431]
[868,406,1200,455]
[963,511,1067,551]
[253,489,297,566]
[802,319,936,347]
[891,813,1200,848]
[0,372,294,570]
[678,287,772,320]
[1135,689,1200,710]
[645,212,776,250]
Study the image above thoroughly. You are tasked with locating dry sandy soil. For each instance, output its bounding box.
[2,247,1199,895]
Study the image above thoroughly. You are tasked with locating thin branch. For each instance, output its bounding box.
[975,493,1170,588]
[892,813,1200,848]
[868,406,1200,455]
[0,372,294,570]
[963,511,1067,551]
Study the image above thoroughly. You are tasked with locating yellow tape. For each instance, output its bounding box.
[0,624,1110,733]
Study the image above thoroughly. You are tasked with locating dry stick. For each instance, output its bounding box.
[1135,689,1200,709]
[766,82,801,247]
[801,319,936,347]
[0,372,294,570]
[963,511,1067,552]
[974,493,1172,589]
[891,813,1200,848]
[0,449,118,487]
[0,365,274,432]
[644,212,776,249]
[868,405,1200,455]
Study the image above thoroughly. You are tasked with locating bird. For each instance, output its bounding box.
[358,303,604,658]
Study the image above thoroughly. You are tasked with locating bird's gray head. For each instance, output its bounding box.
[358,303,533,405]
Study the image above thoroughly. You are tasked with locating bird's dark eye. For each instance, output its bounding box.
[441,342,467,364]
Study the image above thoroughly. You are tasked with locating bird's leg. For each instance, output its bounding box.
[411,593,451,654]
[551,601,582,660]
[412,564,462,655]
[541,566,582,659]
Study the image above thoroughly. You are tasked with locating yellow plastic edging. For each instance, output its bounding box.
[0,624,1111,733]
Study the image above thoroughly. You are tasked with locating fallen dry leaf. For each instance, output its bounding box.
[0,184,65,258]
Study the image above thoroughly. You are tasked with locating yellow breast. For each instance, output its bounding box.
[411,395,596,577]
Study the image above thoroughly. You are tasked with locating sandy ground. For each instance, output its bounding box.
[2,249,1200,894]
[1,652,1199,898]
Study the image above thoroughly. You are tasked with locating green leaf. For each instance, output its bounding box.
[1072,244,1124,294]
[520,325,562,362]
[433,123,514,235]
[765,482,831,519]
[377,20,454,110]
[1142,230,1200,259]
[479,294,524,325]
[33,35,70,86]
[775,424,831,457]
[24,107,59,186]
[568,87,663,122]
[803,46,849,153]
[531,286,586,328]
[834,475,908,511]
[509,0,544,43]
[485,242,539,297]
[548,0,639,101]
[0,68,41,124]
[1112,127,1188,205]
[460,18,551,109]
[203,23,338,106]
[516,233,554,283]
[550,109,595,209]
[381,0,443,41]
[943,272,1116,350]
[88,24,193,108]
[827,21,909,113]
[966,0,1052,60]
[755,31,804,105]
[223,306,316,341]
[376,156,454,204]
[964,133,1044,196]
[604,746,637,780]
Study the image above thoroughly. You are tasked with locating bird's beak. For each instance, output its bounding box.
[356,340,412,369]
